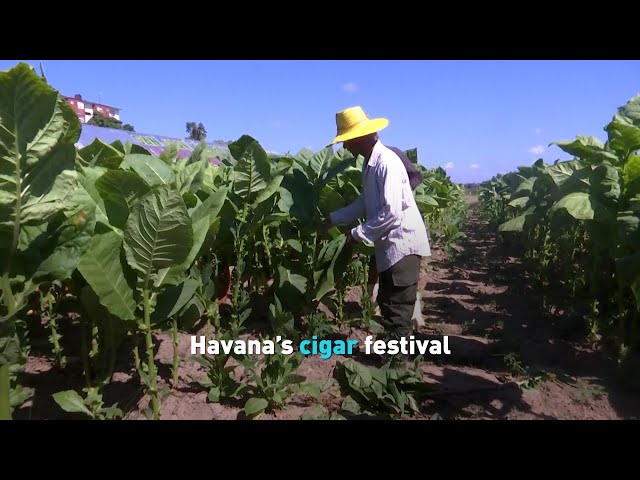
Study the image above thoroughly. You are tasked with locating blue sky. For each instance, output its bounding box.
[2,60,639,183]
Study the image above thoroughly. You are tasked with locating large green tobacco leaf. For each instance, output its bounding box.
[123,186,193,289]
[507,197,529,209]
[314,235,348,302]
[551,136,619,165]
[318,185,345,215]
[624,155,640,197]
[52,390,93,418]
[95,170,150,229]
[0,62,82,373]
[252,156,293,207]
[498,213,535,232]
[77,138,124,168]
[174,159,207,195]
[70,166,111,228]
[0,64,81,278]
[545,160,589,189]
[550,192,613,223]
[317,151,358,192]
[122,154,174,186]
[77,230,137,321]
[21,207,97,282]
[282,169,315,227]
[228,135,258,162]
[309,148,334,180]
[589,163,620,205]
[157,187,228,287]
[273,262,310,314]
[151,278,201,325]
[605,121,640,157]
[233,141,271,201]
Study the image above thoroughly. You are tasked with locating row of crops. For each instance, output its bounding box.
[478,95,640,369]
[0,62,466,419]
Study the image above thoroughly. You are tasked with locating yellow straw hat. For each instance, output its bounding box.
[330,106,389,145]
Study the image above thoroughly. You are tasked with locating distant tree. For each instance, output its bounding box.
[186,122,207,140]
[88,112,135,131]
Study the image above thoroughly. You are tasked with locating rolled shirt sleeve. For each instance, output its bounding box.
[351,160,404,246]
[329,196,365,226]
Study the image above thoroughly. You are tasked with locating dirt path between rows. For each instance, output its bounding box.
[16,196,640,419]
[415,196,640,419]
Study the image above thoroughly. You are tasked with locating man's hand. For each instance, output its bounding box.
[346,230,357,245]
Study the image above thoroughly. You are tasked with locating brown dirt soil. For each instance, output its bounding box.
[14,196,640,420]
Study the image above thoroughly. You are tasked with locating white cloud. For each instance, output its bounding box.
[534,128,542,135]
[444,161,455,169]
[469,163,479,169]
[529,145,545,155]
[342,82,359,93]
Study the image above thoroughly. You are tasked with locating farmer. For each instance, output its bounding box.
[321,106,431,363]
[367,145,423,321]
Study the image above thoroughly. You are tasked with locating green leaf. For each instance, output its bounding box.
[175,159,207,194]
[606,120,640,156]
[52,390,93,417]
[282,170,315,227]
[95,170,150,229]
[624,155,640,197]
[190,186,228,225]
[550,136,619,165]
[314,235,347,301]
[244,397,268,418]
[152,278,200,324]
[123,185,193,288]
[589,163,620,204]
[498,213,532,232]
[309,147,334,180]
[24,206,97,282]
[550,192,613,223]
[233,141,271,201]
[0,61,82,293]
[77,138,124,168]
[77,230,136,321]
[208,387,221,403]
[277,266,307,294]
[545,160,587,188]
[344,360,373,390]
[122,154,174,186]
[71,166,112,229]
[319,185,345,215]
[507,196,529,209]
[228,135,258,161]
[0,335,20,367]
[340,395,362,414]
[158,188,227,287]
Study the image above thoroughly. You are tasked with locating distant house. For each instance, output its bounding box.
[76,124,229,165]
[64,93,122,125]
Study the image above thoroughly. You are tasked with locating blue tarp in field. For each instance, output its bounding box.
[76,125,229,165]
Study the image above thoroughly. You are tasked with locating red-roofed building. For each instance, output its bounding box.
[64,93,122,124]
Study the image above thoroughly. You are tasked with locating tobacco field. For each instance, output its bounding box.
[3,62,639,421]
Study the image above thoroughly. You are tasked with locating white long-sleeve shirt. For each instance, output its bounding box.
[329,140,431,273]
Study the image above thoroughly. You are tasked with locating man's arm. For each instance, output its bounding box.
[329,196,365,226]
[351,160,404,245]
